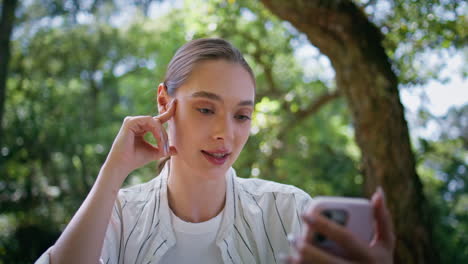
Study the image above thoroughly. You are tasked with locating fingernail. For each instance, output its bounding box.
[371,190,378,203]
[377,186,386,202]
[159,132,167,154]
[169,99,176,107]
[287,233,297,247]
[170,146,177,155]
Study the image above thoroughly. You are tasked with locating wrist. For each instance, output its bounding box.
[96,163,128,193]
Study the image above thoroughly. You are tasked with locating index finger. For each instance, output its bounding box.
[302,214,371,260]
[155,99,177,123]
[371,187,396,249]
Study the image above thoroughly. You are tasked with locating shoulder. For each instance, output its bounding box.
[110,176,163,225]
[117,176,162,203]
[235,176,312,206]
[233,176,312,245]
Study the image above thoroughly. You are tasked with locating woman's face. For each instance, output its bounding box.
[164,59,255,178]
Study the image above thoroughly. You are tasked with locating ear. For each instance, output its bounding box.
[157,83,171,114]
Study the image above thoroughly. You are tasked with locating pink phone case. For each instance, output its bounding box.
[304,197,374,257]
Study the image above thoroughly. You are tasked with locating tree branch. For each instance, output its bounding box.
[260,0,438,263]
[296,90,341,120]
[277,90,341,141]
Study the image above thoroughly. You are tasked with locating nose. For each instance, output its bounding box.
[212,115,234,141]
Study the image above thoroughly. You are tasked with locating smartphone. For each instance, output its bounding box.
[304,197,374,257]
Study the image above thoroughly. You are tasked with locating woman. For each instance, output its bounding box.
[36,38,395,264]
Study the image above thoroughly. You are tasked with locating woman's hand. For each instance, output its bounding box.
[102,99,178,182]
[289,188,395,264]
[49,101,177,264]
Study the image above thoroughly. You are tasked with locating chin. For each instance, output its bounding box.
[198,163,231,178]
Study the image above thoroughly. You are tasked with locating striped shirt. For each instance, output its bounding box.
[35,165,312,264]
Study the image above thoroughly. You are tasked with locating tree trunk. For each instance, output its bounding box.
[260,0,438,263]
[0,0,18,147]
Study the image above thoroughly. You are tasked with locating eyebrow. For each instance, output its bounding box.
[191,91,254,106]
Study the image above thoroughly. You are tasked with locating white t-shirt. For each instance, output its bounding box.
[159,208,224,264]
[35,166,313,264]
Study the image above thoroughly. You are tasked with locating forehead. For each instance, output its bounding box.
[177,60,255,102]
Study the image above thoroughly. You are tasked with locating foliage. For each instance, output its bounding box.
[0,0,466,263]
[416,105,468,263]
[358,0,467,85]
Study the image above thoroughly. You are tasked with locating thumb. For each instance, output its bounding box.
[371,187,395,248]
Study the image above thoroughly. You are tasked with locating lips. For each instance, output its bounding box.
[201,150,231,165]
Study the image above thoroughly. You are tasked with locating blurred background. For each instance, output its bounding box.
[0,0,466,263]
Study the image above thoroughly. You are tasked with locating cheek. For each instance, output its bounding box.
[235,123,251,148]
[171,108,207,143]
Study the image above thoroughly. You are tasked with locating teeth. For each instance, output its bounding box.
[204,151,227,158]
[211,153,226,158]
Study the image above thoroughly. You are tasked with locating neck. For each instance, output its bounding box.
[167,158,227,223]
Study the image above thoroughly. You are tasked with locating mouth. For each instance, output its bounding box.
[201,150,231,165]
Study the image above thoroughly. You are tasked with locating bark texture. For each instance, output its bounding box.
[260,0,438,263]
[0,0,18,146]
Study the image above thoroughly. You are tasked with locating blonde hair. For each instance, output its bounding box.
[158,38,255,172]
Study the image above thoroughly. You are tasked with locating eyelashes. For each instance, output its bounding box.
[197,108,214,114]
[196,108,251,121]
[235,115,251,121]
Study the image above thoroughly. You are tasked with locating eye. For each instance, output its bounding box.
[235,114,251,121]
[197,108,214,114]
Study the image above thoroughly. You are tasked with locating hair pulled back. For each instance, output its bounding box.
[158,38,255,172]
[163,38,255,95]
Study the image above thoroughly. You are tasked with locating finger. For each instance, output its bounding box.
[168,146,177,156]
[148,119,168,156]
[293,237,347,264]
[371,187,396,249]
[130,116,167,156]
[156,99,177,124]
[302,222,315,248]
[301,206,319,244]
[147,130,166,156]
[124,116,160,136]
[153,99,175,154]
[302,214,371,260]
[121,116,171,158]
[138,138,162,160]
[123,116,152,136]
[160,124,169,154]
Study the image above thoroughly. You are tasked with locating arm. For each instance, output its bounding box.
[47,99,177,264]
[50,166,125,264]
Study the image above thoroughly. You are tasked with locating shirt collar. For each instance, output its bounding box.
[216,167,237,241]
[155,165,238,239]
[151,165,241,263]
[155,164,175,245]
